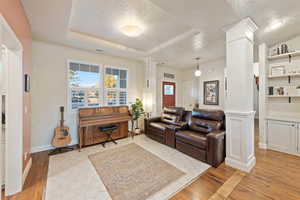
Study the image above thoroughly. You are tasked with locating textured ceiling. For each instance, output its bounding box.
[22,0,300,68]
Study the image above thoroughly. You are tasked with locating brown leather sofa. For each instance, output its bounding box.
[144,107,185,144]
[144,108,226,167]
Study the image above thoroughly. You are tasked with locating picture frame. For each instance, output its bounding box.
[204,80,219,105]
[25,74,30,92]
[271,65,285,76]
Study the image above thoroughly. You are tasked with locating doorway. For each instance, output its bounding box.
[0,15,24,198]
[162,81,176,108]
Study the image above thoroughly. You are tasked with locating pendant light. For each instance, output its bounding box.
[194,57,201,77]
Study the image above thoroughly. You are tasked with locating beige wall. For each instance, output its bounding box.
[182,59,226,110]
[31,40,145,151]
[0,0,32,169]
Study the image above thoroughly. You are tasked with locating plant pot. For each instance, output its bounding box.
[135,128,141,134]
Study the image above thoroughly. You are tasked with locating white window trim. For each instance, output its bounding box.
[67,60,103,112]
[104,66,129,106]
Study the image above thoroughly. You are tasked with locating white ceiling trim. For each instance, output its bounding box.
[67,29,147,56]
[147,29,201,54]
[67,27,203,59]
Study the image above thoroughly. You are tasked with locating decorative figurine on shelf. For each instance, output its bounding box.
[130,98,145,137]
[296,85,300,96]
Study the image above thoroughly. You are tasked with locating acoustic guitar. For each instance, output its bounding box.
[52,106,71,148]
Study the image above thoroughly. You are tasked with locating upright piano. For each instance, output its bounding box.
[78,106,132,150]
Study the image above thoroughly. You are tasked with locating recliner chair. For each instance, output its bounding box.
[144,107,185,144]
[175,109,225,167]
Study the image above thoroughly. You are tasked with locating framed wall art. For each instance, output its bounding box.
[203,80,219,105]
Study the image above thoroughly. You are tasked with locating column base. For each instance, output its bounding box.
[225,110,256,173]
[225,156,256,173]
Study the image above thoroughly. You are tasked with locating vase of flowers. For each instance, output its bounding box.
[130,98,145,135]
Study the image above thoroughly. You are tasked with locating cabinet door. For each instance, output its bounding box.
[297,124,300,155]
[268,120,297,154]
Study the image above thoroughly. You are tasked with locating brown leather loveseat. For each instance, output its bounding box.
[145,107,226,167]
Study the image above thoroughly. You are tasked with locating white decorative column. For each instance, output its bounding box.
[144,57,157,117]
[225,18,258,172]
[258,43,268,149]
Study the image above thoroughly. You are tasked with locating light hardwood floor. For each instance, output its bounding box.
[3,121,300,200]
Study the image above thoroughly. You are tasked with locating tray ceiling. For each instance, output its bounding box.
[23,0,300,68]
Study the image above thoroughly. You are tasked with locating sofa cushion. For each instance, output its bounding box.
[175,130,207,149]
[189,118,222,133]
[149,122,169,131]
[161,113,179,125]
[192,109,225,121]
[161,107,185,125]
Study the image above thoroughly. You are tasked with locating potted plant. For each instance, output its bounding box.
[130,98,145,135]
[296,85,300,96]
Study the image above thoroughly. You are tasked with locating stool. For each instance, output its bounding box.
[99,124,118,148]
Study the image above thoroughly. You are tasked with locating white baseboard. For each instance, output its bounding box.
[31,141,78,153]
[22,157,32,186]
[259,143,267,149]
[225,156,256,173]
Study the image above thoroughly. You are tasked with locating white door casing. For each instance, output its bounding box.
[0,14,24,196]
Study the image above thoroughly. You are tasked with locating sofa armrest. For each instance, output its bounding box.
[206,131,225,167]
[167,122,187,131]
[146,116,161,123]
[144,117,161,135]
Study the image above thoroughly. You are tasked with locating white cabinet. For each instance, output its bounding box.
[267,120,298,155]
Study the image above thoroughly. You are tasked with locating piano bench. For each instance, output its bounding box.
[99,125,118,148]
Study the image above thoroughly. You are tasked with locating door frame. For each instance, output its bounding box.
[0,14,24,197]
[161,80,177,109]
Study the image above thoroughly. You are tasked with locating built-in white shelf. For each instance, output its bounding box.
[268,73,300,79]
[268,50,300,60]
[268,95,300,98]
[267,115,300,123]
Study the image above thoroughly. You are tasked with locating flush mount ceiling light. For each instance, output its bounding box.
[120,24,143,37]
[194,57,202,77]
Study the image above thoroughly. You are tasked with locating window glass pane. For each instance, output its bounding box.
[107,91,117,106]
[91,65,99,73]
[120,70,127,79]
[87,90,100,107]
[164,85,174,95]
[78,70,100,88]
[69,65,80,87]
[71,90,85,109]
[69,63,100,88]
[106,68,112,75]
[119,91,127,105]
[120,79,127,88]
[104,74,118,88]
[112,68,119,76]
[70,62,79,71]
[79,64,90,72]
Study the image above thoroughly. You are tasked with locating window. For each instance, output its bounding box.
[104,67,128,106]
[68,62,101,110]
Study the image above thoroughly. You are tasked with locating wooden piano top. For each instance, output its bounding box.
[79,106,132,127]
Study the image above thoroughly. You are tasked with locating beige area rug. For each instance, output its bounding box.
[45,135,210,200]
[89,143,185,200]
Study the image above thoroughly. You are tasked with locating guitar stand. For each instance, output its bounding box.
[49,146,74,155]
